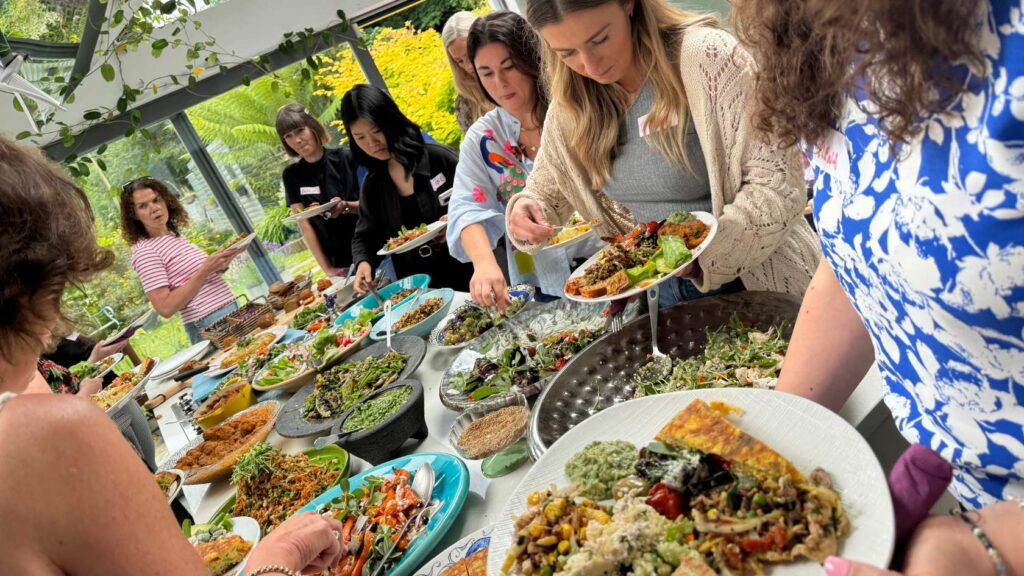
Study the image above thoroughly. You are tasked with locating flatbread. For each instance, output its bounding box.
[655,399,803,482]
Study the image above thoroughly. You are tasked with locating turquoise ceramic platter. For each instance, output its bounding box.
[334,274,431,327]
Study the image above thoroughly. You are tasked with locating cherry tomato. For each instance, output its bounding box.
[646,221,659,234]
[647,483,684,520]
[554,357,567,371]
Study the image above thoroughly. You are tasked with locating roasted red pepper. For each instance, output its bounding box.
[646,221,660,234]
[647,482,684,519]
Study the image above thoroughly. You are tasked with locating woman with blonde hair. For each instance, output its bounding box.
[507,0,820,305]
[442,10,495,133]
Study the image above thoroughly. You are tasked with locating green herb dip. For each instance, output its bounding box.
[564,440,638,500]
[341,386,412,433]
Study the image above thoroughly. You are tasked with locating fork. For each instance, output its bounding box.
[646,286,667,359]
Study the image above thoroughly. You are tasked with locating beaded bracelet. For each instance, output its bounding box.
[956,510,1006,576]
[247,565,299,576]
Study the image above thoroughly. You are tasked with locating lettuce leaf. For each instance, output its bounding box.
[627,258,659,284]
[659,234,692,270]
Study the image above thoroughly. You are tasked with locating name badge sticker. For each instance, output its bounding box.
[637,112,679,138]
[430,173,447,191]
[811,128,851,186]
[299,186,320,196]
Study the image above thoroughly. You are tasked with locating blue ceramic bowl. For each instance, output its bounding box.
[370,288,454,341]
[299,453,470,576]
[333,274,431,328]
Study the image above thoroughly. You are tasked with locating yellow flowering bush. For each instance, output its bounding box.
[316,25,462,148]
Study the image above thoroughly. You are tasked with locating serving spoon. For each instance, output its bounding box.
[367,463,436,576]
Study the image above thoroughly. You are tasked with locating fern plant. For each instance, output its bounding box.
[255,205,295,244]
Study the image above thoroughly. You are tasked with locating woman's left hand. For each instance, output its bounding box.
[88,337,130,362]
[77,377,103,396]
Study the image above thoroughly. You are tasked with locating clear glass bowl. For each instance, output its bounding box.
[448,391,530,460]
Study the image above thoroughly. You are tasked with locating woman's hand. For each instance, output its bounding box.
[76,377,103,396]
[245,512,346,574]
[470,260,510,311]
[353,261,374,295]
[203,248,241,275]
[88,336,130,362]
[508,198,556,245]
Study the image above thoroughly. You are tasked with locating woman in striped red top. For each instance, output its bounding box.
[119,177,243,343]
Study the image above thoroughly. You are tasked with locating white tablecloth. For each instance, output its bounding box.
[148,292,887,556]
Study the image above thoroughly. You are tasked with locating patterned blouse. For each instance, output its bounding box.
[811,0,1023,508]
[37,358,79,395]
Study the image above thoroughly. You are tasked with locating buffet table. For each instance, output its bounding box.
[146,291,888,556]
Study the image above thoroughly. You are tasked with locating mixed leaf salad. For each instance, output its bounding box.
[69,356,117,379]
[385,223,430,251]
[310,309,374,364]
[253,344,315,388]
[438,296,528,346]
[303,350,408,420]
[291,301,329,330]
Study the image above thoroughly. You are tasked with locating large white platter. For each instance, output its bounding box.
[148,340,211,382]
[487,388,895,576]
[377,220,448,256]
[563,211,718,303]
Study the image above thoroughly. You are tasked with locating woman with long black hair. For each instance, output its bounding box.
[343,84,473,292]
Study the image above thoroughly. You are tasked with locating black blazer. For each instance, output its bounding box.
[351,142,458,269]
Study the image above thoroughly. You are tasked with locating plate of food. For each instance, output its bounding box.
[195,379,255,430]
[155,469,185,503]
[489,389,894,576]
[105,307,156,345]
[299,452,470,576]
[290,301,329,331]
[184,513,260,576]
[91,356,159,413]
[276,336,426,438]
[428,285,533,350]
[334,274,432,326]
[251,342,317,393]
[370,288,454,340]
[543,214,595,251]
[439,299,617,411]
[564,210,717,302]
[149,340,212,382]
[221,231,256,252]
[209,327,288,377]
[211,444,350,534]
[309,309,374,371]
[415,524,493,576]
[377,220,448,256]
[284,198,341,222]
[171,401,281,485]
[69,352,123,380]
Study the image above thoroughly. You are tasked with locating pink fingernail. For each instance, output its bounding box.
[824,556,850,576]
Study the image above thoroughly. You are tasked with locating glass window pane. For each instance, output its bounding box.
[0,0,89,43]
[63,119,242,360]
[186,49,363,282]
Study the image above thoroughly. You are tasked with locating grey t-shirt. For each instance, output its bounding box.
[602,82,712,222]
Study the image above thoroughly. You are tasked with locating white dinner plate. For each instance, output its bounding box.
[106,356,161,414]
[541,226,596,252]
[207,326,289,375]
[148,341,211,382]
[563,211,718,303]
[106,308,155,344]
[284,198,341,222]
[488,388,895,575]
[93,352,124,379]
[222,233,256,252]
[415,524,493,576]
[377,220,448,256]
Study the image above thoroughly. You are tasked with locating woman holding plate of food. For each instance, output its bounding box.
[343,84,474,293]
[119,177,243,344]
[446,11,604,310]
[505,0,819,307]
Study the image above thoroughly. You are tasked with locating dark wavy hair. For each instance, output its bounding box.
[732,0,984,148]
[340,84,424,178]
[119,177,190,245]
[275,103,331,157]
[0,136,114,362]
[468,10,549,129]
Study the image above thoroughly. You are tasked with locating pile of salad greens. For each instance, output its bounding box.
[303,350,408,419]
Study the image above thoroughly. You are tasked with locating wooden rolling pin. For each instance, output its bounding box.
[145,379,191,410]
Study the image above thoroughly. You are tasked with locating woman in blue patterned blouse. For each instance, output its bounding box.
[735,0,1023,574]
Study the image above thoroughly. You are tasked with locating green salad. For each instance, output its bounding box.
[303,350,408,419]
[253,345,313,388]
[341,386,412,433]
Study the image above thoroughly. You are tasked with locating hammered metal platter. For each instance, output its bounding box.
[529,291,802,455]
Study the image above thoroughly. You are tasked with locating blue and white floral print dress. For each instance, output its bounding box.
[811,0,1023,508]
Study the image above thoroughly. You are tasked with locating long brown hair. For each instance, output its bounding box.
[732,0,984,147]
[442,11,496,127]
[468,11,550,130]
[527,0,717,190]
[0,136,114,362]
[119,177,190,245]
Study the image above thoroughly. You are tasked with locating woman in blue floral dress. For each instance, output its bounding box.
[735,0,1023,573]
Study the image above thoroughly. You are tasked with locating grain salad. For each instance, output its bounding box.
[456,405,529,459]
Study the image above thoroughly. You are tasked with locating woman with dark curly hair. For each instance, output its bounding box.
[119,177,243,343]
[0,135,346,575]
[733,0,1023,574]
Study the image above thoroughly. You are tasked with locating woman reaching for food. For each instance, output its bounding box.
[442,11,495,134]
[343,84,474,293]
[0,136,345,576]
[732,0,1023,573]
[506,0,819,306]
[277,104,361,278]
[119,177,243,344]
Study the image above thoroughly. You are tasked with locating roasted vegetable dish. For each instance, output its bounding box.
[394,297,444,331]
[176,405,274,471]
[371,288,417,315]
[219,332,278,370]
[303,351,408,419]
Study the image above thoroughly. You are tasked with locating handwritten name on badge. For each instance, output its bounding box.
[299,186,321,196]
[811,129,851,185]
[430,173,447,191]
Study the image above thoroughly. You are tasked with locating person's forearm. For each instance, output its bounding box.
[461,224,500,270]
[299,220,334,274]
[776,258,875,412]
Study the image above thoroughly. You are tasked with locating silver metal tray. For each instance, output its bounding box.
[529,291,801,454]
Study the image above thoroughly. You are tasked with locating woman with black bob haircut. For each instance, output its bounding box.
[343,84,473,292]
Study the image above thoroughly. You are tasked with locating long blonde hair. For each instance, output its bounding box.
[527,0,717,190]
[442,11,495,126]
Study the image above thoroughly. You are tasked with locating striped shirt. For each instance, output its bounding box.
[130,234,235,324]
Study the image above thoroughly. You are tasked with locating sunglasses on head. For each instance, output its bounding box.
[121,177,155,193]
